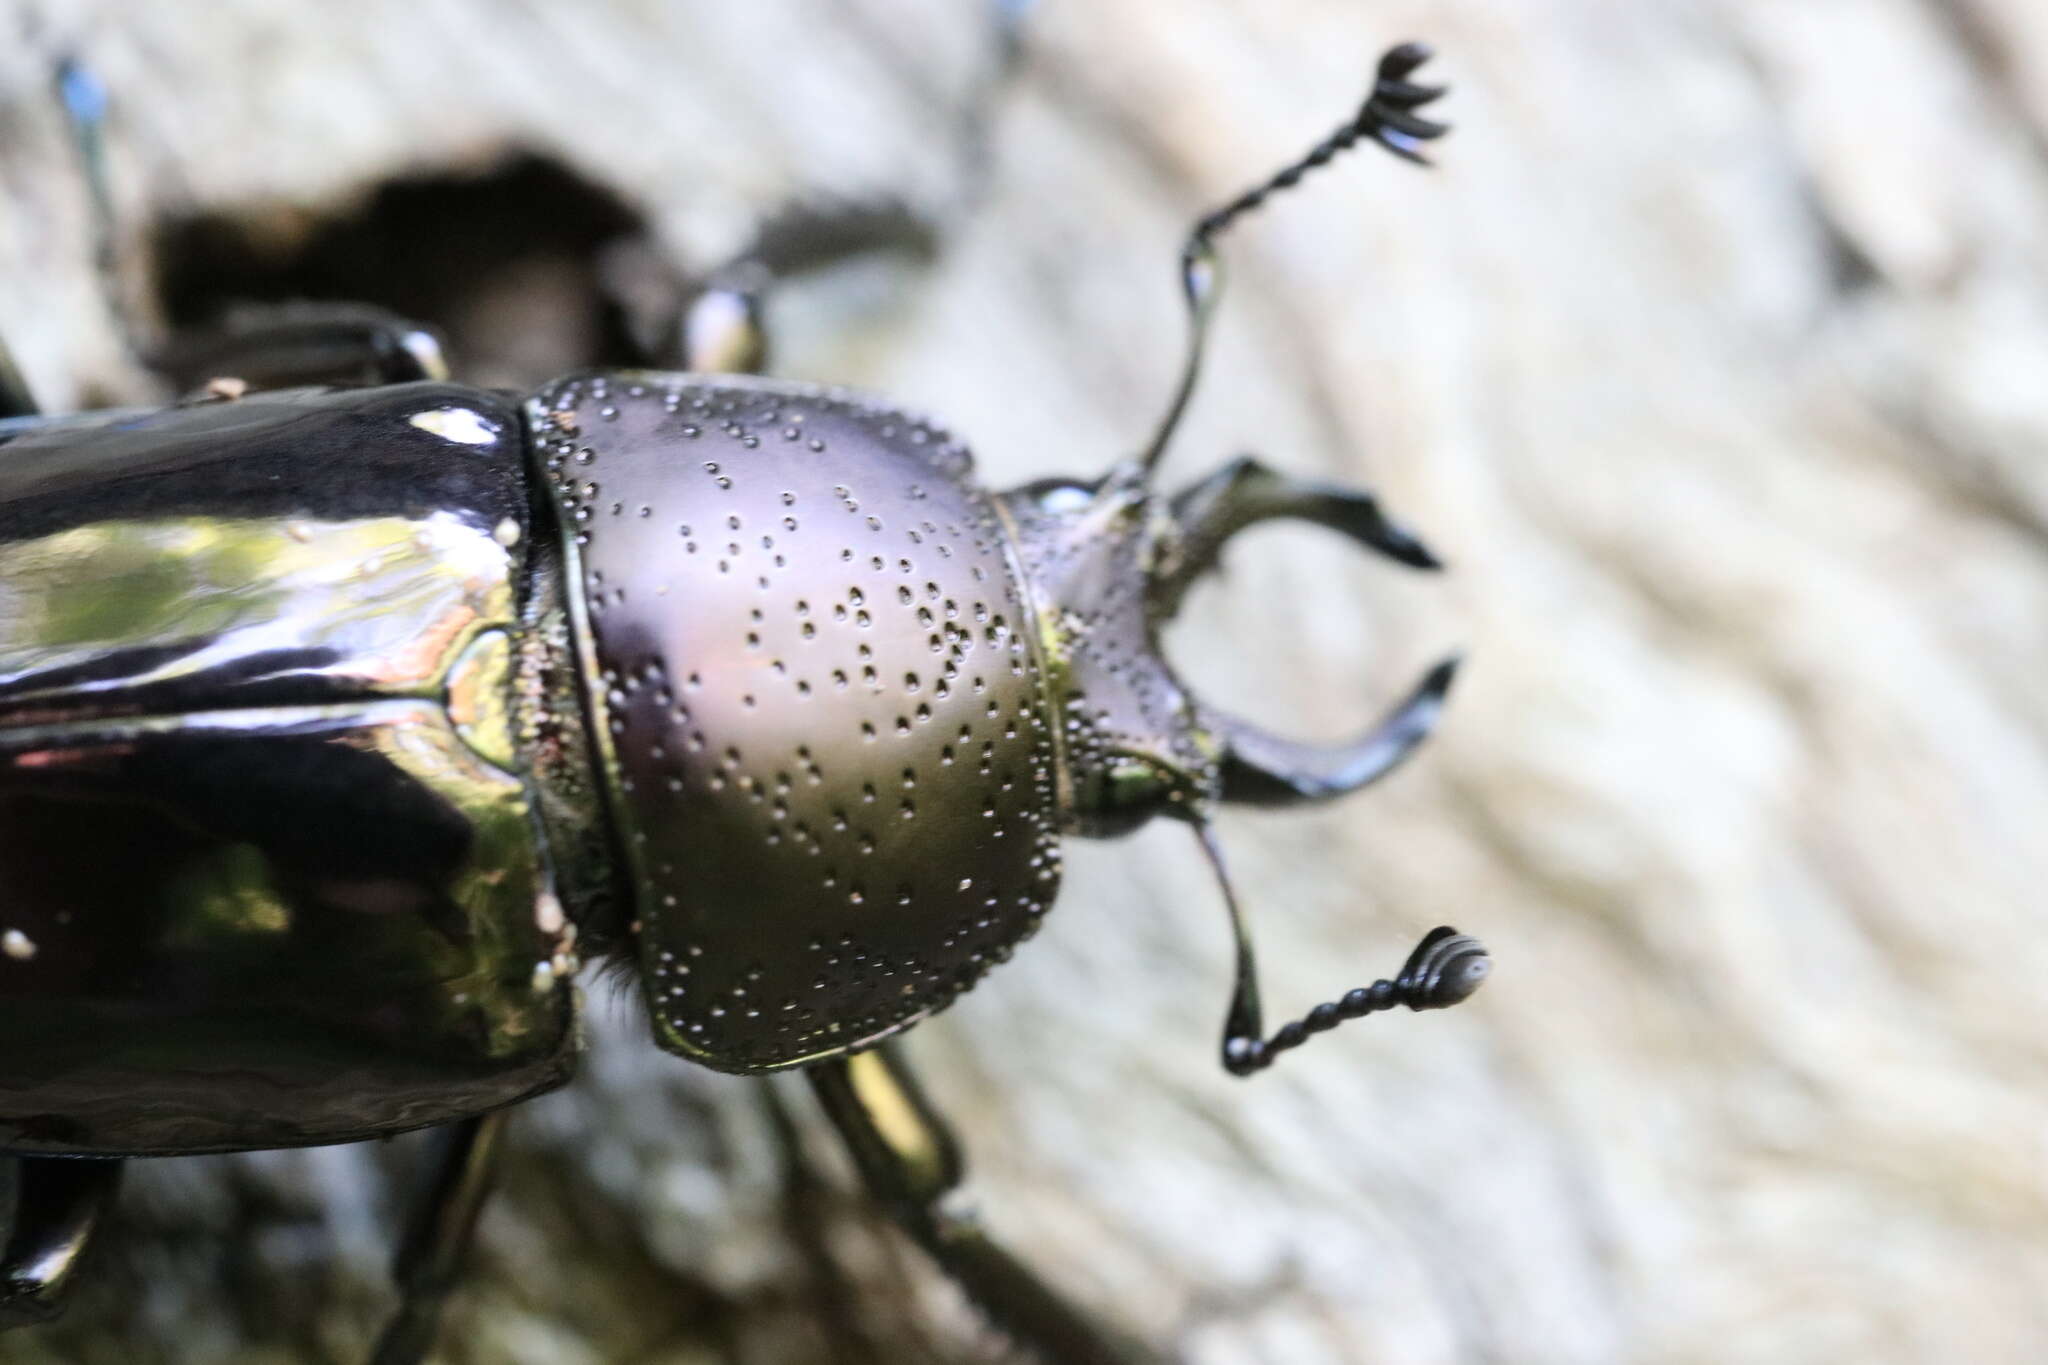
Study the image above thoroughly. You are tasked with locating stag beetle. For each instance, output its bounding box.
[0,39,1487,1365]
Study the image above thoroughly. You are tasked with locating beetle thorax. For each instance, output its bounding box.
[530,373,1064,1073]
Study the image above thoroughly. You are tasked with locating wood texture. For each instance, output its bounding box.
[2,1,2045,1361]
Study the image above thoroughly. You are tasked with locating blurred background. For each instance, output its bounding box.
[3,0,2046,1361]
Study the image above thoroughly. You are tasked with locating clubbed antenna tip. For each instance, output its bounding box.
[1138,41,1451,478]
[1360,42,1452,165]
[1194,820,1489,1080]
[1223,926,1492,1078]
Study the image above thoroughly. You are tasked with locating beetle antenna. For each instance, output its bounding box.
[1137,41,1450,480]
[1193,818,1488,1077]
[54,58,144,363]
[957,0,1037,207]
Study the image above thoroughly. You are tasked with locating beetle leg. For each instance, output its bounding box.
[671,199,943,376]
[676,270,772,375]
[724,199,942,293]
[0,1156,122,1326]
[154,302,451,394]
[50,57,446,394]
[669,0,1033,376]
[756,1076,888,1357]
[0,338,37,419]
[367,1112,505,1365]
[809,1045,1168,1365]
[670,203,934,373]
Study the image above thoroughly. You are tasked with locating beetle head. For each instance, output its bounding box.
[995,39,1484,1078]
[1005,41,1460,845]
[998,467,1211,838]
[999,459,1454,843]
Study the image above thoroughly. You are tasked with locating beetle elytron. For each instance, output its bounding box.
[0,38,1487,1365]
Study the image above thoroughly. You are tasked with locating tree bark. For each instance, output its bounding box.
[3,0,2046,1362]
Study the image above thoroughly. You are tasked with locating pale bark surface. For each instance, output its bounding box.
[2,1,2046,1362]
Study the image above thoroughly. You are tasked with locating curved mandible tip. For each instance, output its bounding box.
[1211,653,1458,807]
[1156,455,1440,615]
[1157,456,1458,807]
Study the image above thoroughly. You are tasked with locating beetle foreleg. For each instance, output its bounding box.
[367,1113,505,1365]
[809,1045,1168,1365]
[155,302,452,394]
[0,1157,122,1326]
[672,198,943,375]
[667,0,1035,379]
[51,56,452,395]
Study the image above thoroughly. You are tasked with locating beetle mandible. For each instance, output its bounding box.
[0,37,1487,1365]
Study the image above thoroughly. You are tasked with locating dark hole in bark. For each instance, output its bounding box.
[149,151,669,390]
